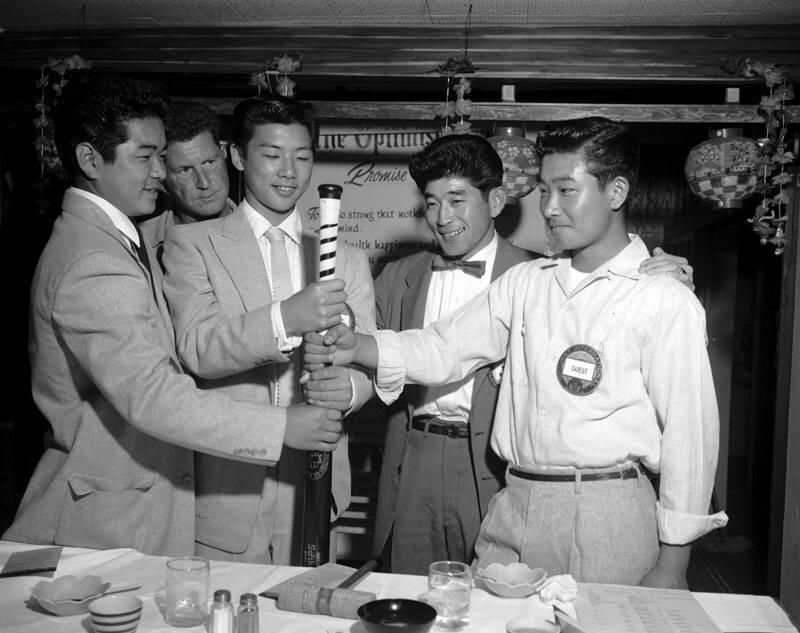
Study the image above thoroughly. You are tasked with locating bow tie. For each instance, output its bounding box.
[431,254,486,278]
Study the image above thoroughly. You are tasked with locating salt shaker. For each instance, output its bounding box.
[236,593,259,633]
[209,589,234,633]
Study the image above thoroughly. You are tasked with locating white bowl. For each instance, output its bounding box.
[506,617,560,633]
[477,562,547,599]
[88,595,143,633]
[31,575,110,616]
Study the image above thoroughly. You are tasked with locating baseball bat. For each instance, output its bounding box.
[300,183,343,567]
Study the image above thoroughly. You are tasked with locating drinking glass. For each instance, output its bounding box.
[164,556,209,627]
[427,560,472,631]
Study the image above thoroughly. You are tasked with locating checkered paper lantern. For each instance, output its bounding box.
[684,128,759,209]
[488,125,539,200]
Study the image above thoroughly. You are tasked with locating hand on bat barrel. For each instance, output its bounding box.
[283,404,343,452]
[302,323,357,370]
[302,364,354,411]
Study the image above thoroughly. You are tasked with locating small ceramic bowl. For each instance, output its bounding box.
[88,595,143,633]
[477,562,547,599]
[506,617,561,633]
[357,598,437,633]
[31,575,110,616]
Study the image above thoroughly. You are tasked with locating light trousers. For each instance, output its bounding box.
[473,466,659,584]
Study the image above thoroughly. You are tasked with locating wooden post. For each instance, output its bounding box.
[775,169,800,620]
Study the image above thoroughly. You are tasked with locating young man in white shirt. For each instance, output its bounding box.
[162,96,376,564]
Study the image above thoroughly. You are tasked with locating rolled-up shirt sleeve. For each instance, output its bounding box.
[644,282,729,543]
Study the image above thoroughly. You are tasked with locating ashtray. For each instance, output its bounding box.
[357,598,437,633]
[476,562,547,599]
[31,575,111,616]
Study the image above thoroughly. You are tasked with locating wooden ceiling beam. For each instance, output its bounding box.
[2,25,799,85]
[202,99,800,124]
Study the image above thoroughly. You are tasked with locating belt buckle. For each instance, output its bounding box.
[446,424,461,438]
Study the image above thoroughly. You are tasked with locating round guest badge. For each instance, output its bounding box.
[556,344,603,396]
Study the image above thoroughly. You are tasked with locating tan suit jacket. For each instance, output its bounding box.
[2,190,280,556]
[162,204,376,560]
[139,198,236,271]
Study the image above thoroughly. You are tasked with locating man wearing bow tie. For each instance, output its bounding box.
[368,133,693,574]
[368,134,538,574]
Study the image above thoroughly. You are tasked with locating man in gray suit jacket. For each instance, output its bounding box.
[368,135,536,574]
[162,96,376,564]
[2,76,344,556]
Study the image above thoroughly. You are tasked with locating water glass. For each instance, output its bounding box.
[427,560,472,631]
[164,556,210,627]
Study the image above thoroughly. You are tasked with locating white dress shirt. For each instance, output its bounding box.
[70,187,139,247]
[242,201,303,351]
[416,233,498,422]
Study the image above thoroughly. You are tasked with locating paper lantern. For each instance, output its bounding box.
[488,125,539,200]
[684,128,759,209]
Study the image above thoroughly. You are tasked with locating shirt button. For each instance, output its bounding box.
[565,304,573,312]
[182,475,193,485]
[539,409,549,417]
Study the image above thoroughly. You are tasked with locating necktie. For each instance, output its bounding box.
[132,225,158,304]
[132,225,153,276]
[431,253,486,278]
[265,227,296,407]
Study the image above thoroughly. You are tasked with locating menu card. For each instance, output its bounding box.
[0,546,62,577]
[575,583,723,633]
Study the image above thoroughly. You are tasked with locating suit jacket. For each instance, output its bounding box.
[139,199,236,271]
[2,190,280,556]
[371,234,537,556]
[162,204,377,557]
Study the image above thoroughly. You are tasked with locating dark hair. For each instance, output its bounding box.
[164,100,221,145]
[408,134,503,197]
[54,74,168,180]
[534,117,639,189]
[231,96,316,155]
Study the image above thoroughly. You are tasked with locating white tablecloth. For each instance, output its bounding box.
[0,541,796,633]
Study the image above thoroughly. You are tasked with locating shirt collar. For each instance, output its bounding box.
[242,199,302,245]
[553,234,649,288]
[69,187,140,247]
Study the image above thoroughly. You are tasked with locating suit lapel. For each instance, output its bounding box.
[62,191,178,355]
[300,231,318,287]
[491,235,516,282]
[399,253,435,411]
[401,253,433,329]
[211,208,273,312]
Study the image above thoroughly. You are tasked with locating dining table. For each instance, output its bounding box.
[0,539,797,633]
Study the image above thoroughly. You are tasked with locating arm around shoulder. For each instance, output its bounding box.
[54,250,286,465]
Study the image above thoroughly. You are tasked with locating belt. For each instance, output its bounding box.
[509,465,641,482]
[410,416,470,439]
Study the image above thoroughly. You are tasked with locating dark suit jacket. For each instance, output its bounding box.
[2,189,281,556]
[371,234,537,557]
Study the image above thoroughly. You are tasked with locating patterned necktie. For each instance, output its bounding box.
[265,226,296,407]
[431,253,486,278]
